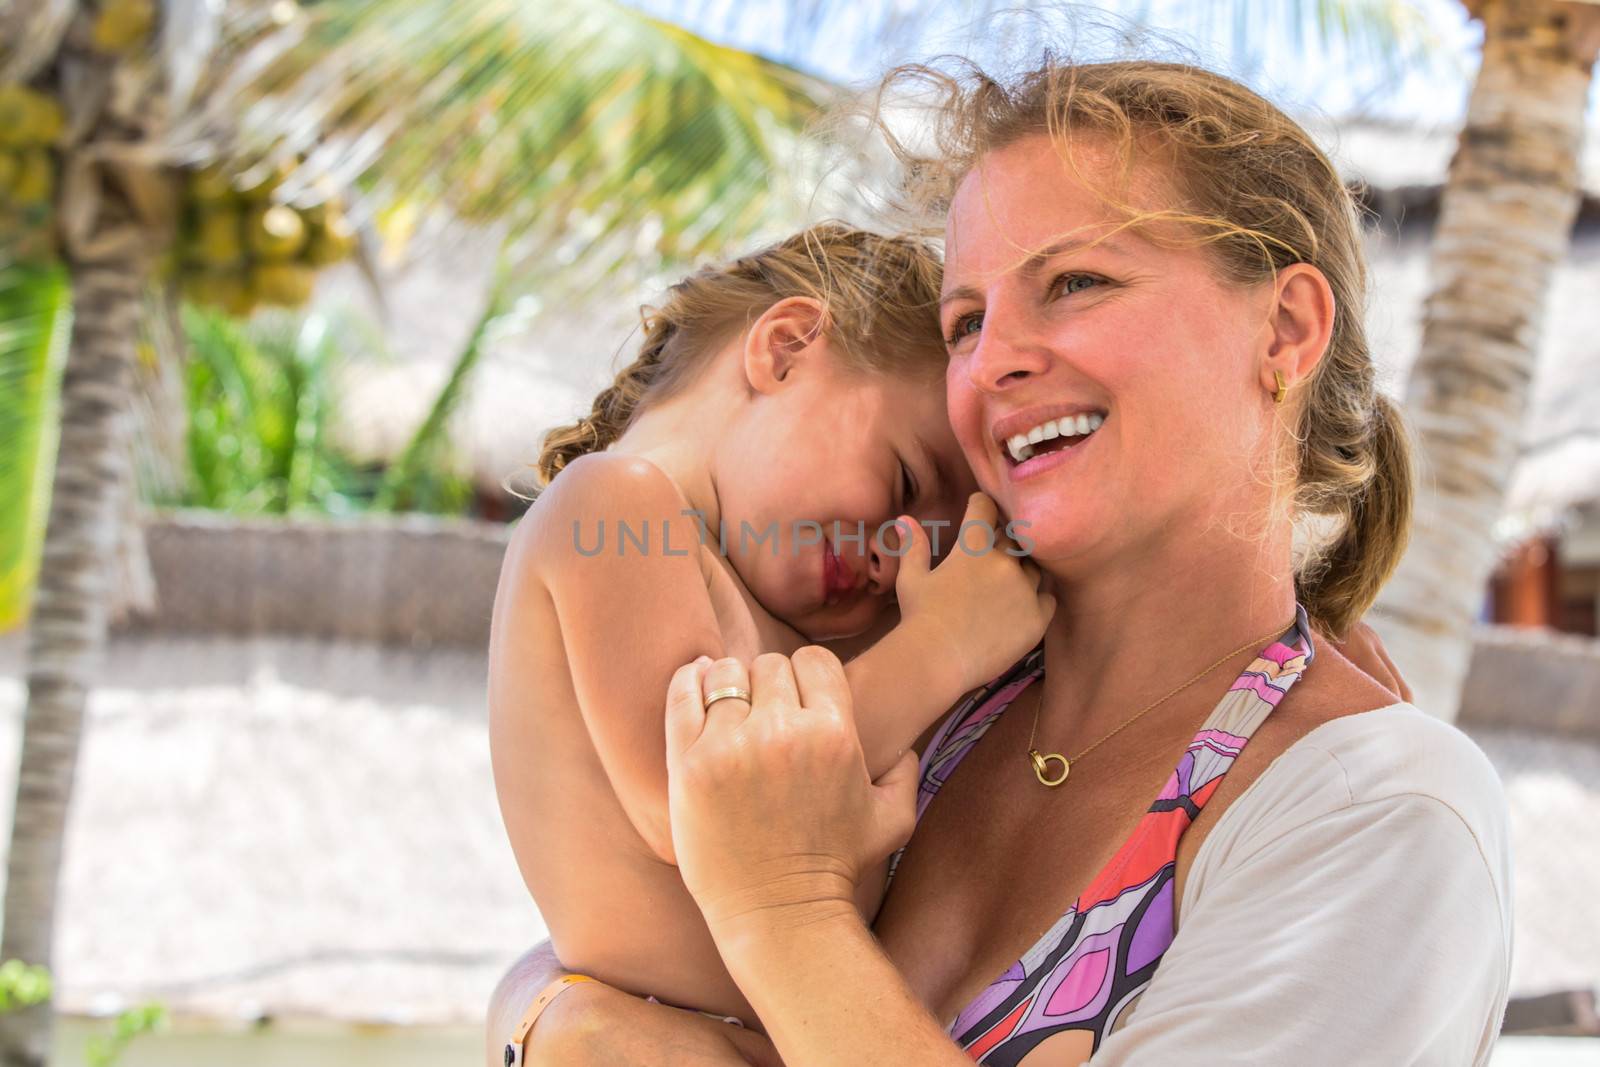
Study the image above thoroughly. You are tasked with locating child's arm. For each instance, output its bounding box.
[846,493,1056,780]
[509,454,724,863]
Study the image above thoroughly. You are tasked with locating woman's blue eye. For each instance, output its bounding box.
[946,313,981,344]
[1061,274,1099,294]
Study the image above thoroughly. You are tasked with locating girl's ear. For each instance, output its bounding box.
[743,297,829,395]
[1258,262,1335,405]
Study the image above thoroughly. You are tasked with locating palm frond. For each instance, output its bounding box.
[371,252,516,514]
[179,0,833,293]
[0,263,70,632]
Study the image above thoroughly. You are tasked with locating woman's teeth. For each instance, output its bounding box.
[1007,413,1104,463]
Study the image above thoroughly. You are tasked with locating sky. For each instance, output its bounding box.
[625,0,1600,135]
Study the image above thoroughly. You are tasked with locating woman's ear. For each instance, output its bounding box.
[743,297,829,395]
[1259,263,1335,404]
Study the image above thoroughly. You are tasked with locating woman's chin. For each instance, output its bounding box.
[1003,511,1107,567]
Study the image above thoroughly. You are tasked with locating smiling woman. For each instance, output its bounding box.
[497,58,1509,1067]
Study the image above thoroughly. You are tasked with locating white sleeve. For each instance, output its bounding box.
[1092,744,1511,1066]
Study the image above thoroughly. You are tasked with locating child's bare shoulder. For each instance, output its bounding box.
[513,453,713,586]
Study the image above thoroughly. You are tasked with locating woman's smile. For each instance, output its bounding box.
[1004,415,1104,483]
[991,405,1109,481]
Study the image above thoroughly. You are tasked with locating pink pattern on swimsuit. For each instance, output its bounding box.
[886,607,1315,1064]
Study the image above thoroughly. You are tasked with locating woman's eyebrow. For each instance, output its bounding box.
[941,235,1136,306]
[1021,235,1135,271]
[939,284,981,309]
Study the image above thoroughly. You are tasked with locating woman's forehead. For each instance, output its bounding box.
[944,134,1173,273]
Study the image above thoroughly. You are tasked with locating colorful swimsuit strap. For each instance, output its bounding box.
[915,607,1316,1065]
[882,649,1048,888]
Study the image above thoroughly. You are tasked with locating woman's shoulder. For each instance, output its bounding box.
[1210,703,1511,897]
[1280,703,1509,857]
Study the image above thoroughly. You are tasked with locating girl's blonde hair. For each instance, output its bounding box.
[876,57,1411,637]
[536,222,947,486]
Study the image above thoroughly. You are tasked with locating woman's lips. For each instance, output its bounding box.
[1006,424,1097,483]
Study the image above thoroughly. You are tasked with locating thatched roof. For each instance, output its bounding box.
[0,626,1594,1026]
[316,117,1600,532]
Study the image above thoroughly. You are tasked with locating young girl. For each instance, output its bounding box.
[487,223,1054,1034]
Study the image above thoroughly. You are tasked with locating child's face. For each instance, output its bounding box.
[713,353,974,641]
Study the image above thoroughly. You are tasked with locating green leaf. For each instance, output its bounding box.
[0,263,69,634]
[203,0,832,291]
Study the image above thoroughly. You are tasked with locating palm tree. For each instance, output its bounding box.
[0,1,831,1061]
[1372,0,1600,720]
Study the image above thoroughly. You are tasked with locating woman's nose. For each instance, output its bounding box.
[965,310,1053,395]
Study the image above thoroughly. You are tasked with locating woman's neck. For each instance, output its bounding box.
[1036,517,1298,745]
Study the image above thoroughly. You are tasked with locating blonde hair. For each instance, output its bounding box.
[875,57,1411,637]
[536,222,947,486]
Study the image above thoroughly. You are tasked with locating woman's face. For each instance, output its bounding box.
[939,134,1279,572]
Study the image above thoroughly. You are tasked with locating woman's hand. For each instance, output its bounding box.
[664,649,920,945]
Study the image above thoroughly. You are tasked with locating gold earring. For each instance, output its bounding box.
[1273,369,1288,405]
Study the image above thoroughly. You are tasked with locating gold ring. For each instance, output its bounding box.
[704,687,751,709]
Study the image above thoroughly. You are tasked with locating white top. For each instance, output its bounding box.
[1092,703,1513,1066]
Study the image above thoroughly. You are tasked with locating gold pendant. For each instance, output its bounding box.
[1029,749,1070,788]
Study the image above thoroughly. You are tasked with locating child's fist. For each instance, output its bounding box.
[894,493,1055,693]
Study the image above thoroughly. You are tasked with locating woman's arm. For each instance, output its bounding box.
[663,649,974,1066]
[487,942,781,1067]
[713,904,969,1066]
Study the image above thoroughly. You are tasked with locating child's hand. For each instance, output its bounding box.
[891,492,1055,694]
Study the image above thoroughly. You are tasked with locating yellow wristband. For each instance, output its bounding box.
[504,974,597,1066]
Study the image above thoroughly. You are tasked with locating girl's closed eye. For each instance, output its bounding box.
[899,460,918,507]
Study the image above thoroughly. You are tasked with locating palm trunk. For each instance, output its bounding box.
[0,261,142,1067]
[1372,0,1600,720]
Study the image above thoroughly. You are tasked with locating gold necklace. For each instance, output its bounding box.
[1025,620,1293,788]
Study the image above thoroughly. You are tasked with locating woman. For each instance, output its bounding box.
[493,59,1512,1066]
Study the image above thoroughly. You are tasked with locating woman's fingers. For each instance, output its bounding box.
[790,645,851,724]
[665,657,713,763]
[701,656,752,732]
[749,652,800,718]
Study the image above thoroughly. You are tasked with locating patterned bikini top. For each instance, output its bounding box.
[897,606,1316,1065]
